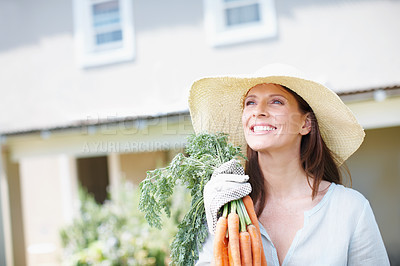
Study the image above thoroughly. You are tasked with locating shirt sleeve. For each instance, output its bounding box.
[195,232,214,266]
[347,200,390,266]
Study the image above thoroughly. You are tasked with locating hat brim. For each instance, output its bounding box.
[188,75,365,166]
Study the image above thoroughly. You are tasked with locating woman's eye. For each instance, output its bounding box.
[272,99,283,104]
[245,100,255,106]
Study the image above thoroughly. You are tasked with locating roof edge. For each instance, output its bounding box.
[1,110,191,137]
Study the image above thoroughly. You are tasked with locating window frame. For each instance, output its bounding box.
[73,0,135,68]
[204,0,277,47]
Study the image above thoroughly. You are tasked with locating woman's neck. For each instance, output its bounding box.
[258,150,311,201]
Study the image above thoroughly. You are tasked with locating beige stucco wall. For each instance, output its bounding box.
[120,151,168,184]
[5,114,192,161]
[1,148,25,266]
[346,126,400,262]
[18,154,78,266]
[346,96,400,130]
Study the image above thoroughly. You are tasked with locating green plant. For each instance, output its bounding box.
[60,181,189,265]
[139,132,245,265]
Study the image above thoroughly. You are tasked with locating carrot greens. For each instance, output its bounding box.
[139,132,245,265]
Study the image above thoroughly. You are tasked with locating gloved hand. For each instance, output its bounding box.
[204,159,252,234]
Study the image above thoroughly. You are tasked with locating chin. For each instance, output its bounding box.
[246,141,271,152]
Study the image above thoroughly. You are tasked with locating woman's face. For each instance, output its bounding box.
[242,83,311,153]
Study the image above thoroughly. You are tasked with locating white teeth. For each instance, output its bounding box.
[253,126,276,132]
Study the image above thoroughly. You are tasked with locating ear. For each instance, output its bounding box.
[300,113,312,135]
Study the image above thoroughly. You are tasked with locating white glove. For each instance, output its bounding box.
[204,159,252,234]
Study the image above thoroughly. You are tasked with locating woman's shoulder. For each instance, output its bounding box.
[331,183,367,200]
[329,183,369,210]
[312,183,372,231]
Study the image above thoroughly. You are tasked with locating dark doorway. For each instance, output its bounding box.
[76,156,109,204]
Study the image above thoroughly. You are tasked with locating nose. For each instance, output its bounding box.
[252,101,269,118]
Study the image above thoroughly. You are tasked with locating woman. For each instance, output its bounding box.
[189,64,390,265]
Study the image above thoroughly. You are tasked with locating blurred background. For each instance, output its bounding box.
[0,0,399,265]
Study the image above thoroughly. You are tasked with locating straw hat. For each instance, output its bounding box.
[188,63,365,166]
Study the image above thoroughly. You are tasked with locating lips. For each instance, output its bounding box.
[250,124,277,133]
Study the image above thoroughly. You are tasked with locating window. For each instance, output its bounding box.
[204,0,277,47]
[73,0,135,68]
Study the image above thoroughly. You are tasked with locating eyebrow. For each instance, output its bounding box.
[245,93,288,100]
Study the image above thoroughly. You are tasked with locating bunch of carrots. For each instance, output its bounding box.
[213,195,267,266]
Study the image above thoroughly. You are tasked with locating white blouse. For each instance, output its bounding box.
[196,183,390,266]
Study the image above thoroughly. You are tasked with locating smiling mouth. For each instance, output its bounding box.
[251,125,277,133]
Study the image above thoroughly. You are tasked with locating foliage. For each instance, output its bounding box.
[60,181,190,266]
[139,132,246,265]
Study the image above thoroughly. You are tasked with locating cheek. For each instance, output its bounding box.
[272,112,303,133]
[286,113,306,132]
[242,109,253,127]
[241,112,247,128]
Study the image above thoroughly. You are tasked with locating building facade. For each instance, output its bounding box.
[1,0,400,265]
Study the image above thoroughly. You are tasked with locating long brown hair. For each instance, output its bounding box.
[244,85,350,217]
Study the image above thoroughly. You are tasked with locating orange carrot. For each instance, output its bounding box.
[222,237,229,266]
[242,196,259,231]
[228,240,234,266]
[240,231,253,266]
[243,196,267,266]
[213,216,228,266]
[247,224,261,266]
[228,212,241,266]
